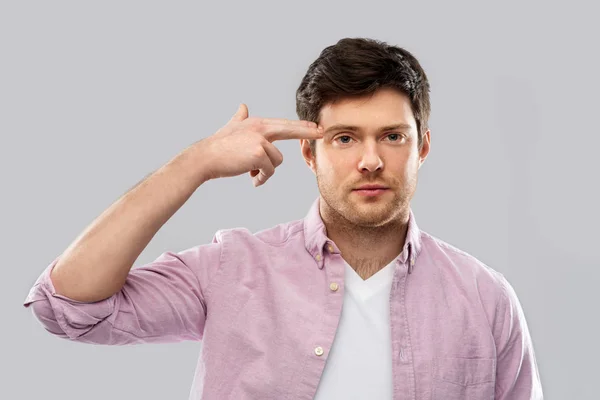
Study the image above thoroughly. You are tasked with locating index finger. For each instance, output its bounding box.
[258,118,318,128]
[262,124,324,142]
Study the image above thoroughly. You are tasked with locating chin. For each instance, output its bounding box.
[350,214,393,228]
[342,201,392,224]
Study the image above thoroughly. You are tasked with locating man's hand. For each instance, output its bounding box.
[197,104,324,186]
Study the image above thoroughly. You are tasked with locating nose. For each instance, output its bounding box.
[357,144,384,173]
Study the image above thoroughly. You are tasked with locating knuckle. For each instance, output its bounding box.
[258,170,270,181]
[252,147,265,160]
[258,136,270,146]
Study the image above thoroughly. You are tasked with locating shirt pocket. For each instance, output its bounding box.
[431,357,496,400]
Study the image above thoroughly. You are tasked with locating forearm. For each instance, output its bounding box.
[50,143,210,302]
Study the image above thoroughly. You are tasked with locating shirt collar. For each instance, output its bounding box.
[302,197,423,273]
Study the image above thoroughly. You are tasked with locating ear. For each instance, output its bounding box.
[300,139,317,175]
[418,130,431,169]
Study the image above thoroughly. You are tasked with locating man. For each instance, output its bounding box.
[24,37,543,399]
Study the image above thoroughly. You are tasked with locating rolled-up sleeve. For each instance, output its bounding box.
[493,276,544,399]
[23,239,223,345]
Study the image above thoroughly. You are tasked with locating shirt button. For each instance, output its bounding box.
[314,346,324,356]
[410,258,415,266]
[327,245,334,252]
[315,254,322,261]
[329,282,339,291]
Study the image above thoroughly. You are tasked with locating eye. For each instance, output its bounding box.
[386,133,402,142]
[335,135,353,144]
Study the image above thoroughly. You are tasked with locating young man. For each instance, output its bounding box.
[24,38,543,399]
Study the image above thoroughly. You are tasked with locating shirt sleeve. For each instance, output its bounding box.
[23,239,223,345]
[493,276,544,399]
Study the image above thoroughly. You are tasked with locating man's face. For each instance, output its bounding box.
[301,87,430,228]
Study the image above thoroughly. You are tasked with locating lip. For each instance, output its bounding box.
[354,184,388,190]
[353,188,389,197]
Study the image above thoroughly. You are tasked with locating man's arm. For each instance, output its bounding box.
[48,144,211,303]
[494,276,544,399]
[23,104,323,343]
[44,104,322,303]
[22,142,222,344]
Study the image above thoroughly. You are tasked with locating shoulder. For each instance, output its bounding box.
[212,218,305,249]
[419,231,504,279]
[419,230,514,305]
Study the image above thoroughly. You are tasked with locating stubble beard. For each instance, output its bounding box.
[316,169,415,232]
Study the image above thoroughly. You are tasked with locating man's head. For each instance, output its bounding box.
[297,38,431,228]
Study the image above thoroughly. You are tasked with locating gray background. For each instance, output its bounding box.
[2,1,598,399]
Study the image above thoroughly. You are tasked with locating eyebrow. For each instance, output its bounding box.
[323,123,413,134]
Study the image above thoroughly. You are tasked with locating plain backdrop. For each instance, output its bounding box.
[2,1,598,399]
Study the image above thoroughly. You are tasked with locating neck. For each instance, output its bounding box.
[320,199,409,280]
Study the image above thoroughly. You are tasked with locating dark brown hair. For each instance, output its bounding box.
[296,37,431,155]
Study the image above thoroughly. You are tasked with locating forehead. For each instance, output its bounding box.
[318,87,417,131]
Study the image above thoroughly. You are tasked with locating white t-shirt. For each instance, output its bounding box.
[313,258,396,399]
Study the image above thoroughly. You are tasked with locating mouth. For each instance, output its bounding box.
[352,187,389,197]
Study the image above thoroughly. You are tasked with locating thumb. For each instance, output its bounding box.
[230,103,248,122]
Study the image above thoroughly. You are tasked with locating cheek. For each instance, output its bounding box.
[330,158,354,179]
[317,152,346,174]
[395,150,419,170]
[316,160,347,187]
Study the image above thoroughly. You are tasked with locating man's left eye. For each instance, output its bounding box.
[387,134,400,141]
